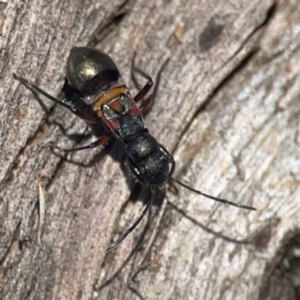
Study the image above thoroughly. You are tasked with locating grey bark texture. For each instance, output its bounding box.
[1,0,300,299]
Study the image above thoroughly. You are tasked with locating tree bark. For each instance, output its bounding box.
[1,0,300,299]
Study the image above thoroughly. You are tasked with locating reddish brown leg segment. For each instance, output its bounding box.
[131,57,169,114]
[51,134,111,152]
[132,67,153,103]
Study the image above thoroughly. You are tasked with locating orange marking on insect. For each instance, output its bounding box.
[93,86,128,110]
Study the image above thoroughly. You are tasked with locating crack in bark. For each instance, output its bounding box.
[171,2,277,157]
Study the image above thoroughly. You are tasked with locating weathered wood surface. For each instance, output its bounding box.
[1,0,300,299]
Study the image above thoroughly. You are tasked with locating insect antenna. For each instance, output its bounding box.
[170,177,256,211]
[106,186,157,252]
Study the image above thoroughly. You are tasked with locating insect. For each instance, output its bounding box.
[14,47,256,251]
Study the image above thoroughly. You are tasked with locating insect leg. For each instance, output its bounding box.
[106,187,157,251]
[159,144,176,177]
[132,67,153,103]
[50,134,111,152]
[14,74,99,122]
[132,57,169,113]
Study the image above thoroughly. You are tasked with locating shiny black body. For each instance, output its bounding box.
[65,48,171,188]
[14,47,255,251]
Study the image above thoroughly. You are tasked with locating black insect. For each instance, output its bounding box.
[14,47,256,251]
